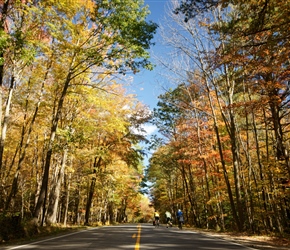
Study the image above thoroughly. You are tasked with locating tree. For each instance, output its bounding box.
[148,0,290,233]
[28,0,157,223]
[174,0,220,21]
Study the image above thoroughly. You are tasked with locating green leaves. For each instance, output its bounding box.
[92,0,158,73]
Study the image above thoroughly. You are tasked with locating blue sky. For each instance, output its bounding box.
[129,0,170,137]
[129,0,170,164]
[131,0,168,110]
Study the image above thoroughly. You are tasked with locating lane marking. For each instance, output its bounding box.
[134,224,141,250]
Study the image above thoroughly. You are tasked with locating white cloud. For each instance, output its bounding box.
[131,124,157,137]
[142,124,157,135]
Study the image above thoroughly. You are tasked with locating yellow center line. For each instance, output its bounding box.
[133,224,141,250]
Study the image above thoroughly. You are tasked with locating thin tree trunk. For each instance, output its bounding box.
[250,104,270,232]
[180,164,199,227]
[63,172,71,226]
[5,61,51,211]
[46,149,67,225]
[33,69,72,221]
[73,187,80,224]
[85,156,102,225]
[203,75,241,230]
[191,26,241,231]
[0,1,10,209]
[0,76,15,176]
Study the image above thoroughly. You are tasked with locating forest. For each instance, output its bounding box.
[148,0,290,235]
[0,0,157,241]
[0,0,290,243]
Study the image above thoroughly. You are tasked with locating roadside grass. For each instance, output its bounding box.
[0,222,88,246]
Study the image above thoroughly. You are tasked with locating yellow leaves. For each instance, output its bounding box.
[79,0,95,13]
[48,0,95,18]
[96,71,113,80]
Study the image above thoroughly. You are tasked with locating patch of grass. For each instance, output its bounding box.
[0,219,87,246]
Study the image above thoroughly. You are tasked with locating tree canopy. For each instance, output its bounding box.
[147,0,290,234]
[0,0,156,240]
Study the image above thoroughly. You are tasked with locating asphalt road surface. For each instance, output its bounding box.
[3,224,257,250]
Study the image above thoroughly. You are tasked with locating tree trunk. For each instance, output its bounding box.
[4,62,51,212]
[180,163,200,227]
[0,0,11,184]
[204,77,241,231]
[0,76,15,179]
[46,149,67,225]
[192,28,241,230]
[73,187,80,225]
[63,171,71,226]
[85,156,102,225]
[33,70,72,221]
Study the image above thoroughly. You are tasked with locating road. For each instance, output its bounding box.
[3,224,257,250]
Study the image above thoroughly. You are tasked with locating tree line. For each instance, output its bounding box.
[147,0,290,234]
[0,0,157,241]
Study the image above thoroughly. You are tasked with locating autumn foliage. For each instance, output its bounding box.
[147,0,290,235]
[0,0,157,241]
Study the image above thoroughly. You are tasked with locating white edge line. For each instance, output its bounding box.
[9,227,97,249]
